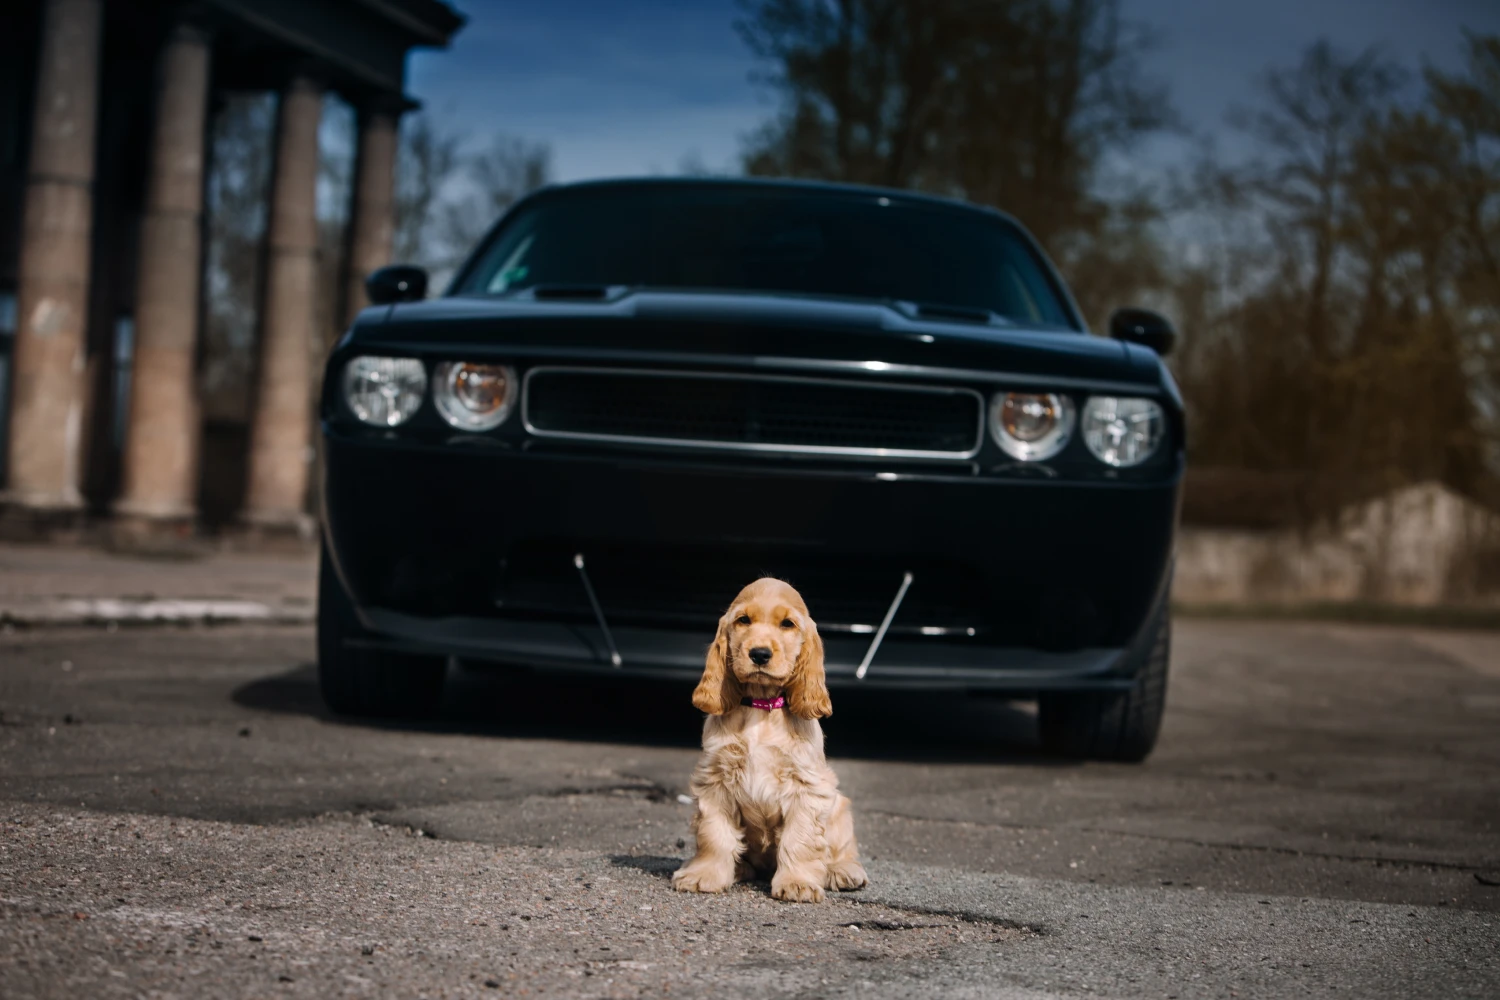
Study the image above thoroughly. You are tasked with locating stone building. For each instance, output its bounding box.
[0,0,463,541]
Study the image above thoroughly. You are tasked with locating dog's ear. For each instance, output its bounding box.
[786,619,831,719]
[692,612,739,715]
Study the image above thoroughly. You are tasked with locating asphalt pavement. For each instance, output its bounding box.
[2,619,1498,998]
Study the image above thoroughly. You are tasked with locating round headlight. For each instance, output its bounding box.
[1081,396,1165,467]
[433,361,517,431]
[990,392,1075,461]
[342,356,425,427]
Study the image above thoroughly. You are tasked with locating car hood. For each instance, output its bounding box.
[346,290,1160,387]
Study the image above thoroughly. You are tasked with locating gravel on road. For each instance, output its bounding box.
[3,805,1495,999]
[2,620,1499,997]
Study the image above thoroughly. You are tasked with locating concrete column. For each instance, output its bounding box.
[343,105,400,328]
[113,23,211,531]
[243,76,322,535]
[1,0,102,519]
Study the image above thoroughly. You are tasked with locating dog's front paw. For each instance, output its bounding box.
[672,863,734,894]
[771,876,825,903]
[826,860,868,891]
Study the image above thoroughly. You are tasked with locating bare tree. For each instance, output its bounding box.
[438,134,551,274]
[1168,35,1500,514]
[394,113,463,268]
[1228,41,1406,363]
[736,0,1175,325]
[1407,34,1500,494]
[392,118,550,288]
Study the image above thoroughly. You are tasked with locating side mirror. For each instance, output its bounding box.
[365,265,428,306]
[1109,308,1176,356]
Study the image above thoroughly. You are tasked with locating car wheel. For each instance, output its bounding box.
[1037,609,1170,762]
[317,545,447,718]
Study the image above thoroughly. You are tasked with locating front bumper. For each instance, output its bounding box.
[322,429,1180,692]
[351,610,1148,692]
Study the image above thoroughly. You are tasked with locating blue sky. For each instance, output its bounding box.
[406,0,1500,183]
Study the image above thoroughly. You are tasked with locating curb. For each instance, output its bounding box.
[0,598,314,628]
[1173,600,1500,631]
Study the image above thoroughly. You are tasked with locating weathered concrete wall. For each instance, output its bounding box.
[1173,483,1500,607]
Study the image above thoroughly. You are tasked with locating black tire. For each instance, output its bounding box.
[317,546,447,718]
[1037,608,1170,762]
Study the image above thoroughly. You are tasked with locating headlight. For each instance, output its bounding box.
[1081,396,1165,467]
[342,356,425,427]
[432,361,517,431]
[989,392,1075,461]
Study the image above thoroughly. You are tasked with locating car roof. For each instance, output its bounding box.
[529,175,1028,230]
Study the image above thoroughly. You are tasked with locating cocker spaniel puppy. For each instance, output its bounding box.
[673,578,868,902]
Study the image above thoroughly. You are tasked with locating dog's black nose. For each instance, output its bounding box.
[748,646,773,666]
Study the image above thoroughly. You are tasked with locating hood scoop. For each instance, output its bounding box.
[528,283,619,301]
[911,302,1002,325]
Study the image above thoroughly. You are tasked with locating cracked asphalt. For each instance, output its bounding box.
[2,619,1498,997]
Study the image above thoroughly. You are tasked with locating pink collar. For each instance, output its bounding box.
[740,694,786,711]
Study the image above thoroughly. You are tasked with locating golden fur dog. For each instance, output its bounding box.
[672,578,867,902]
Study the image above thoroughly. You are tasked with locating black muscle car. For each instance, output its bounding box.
[317,177,1184,761]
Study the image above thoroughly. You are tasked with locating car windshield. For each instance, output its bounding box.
[452,185,1076,328]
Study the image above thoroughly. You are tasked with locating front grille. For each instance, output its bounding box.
[380,539,1114,649]
[522,368,983,458]
[492,541,992,636]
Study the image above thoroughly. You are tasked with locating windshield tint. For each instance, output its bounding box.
[452,185,1076,327]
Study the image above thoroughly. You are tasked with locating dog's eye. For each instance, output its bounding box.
[780,618,795,629]
[735,614,751,626]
